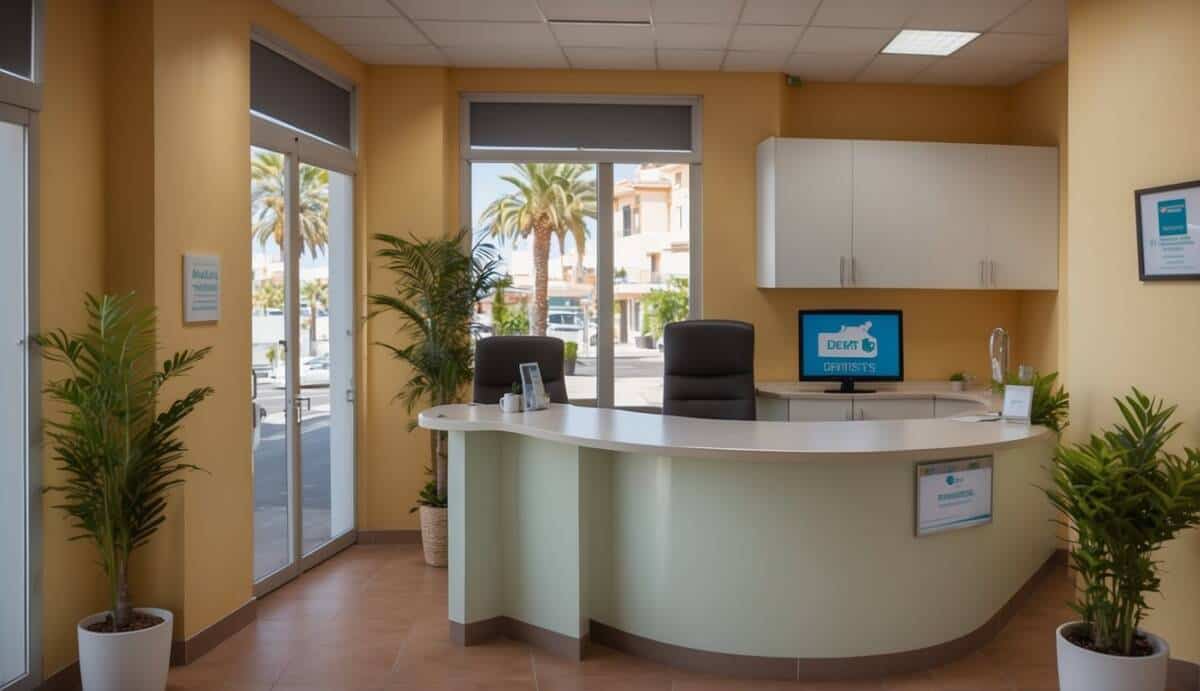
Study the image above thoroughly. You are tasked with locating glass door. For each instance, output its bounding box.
[251,144,356,594]
[0,116,30,691]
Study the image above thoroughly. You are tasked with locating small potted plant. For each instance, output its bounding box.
[38,294,213,691]
[563,340,578,376]
[369,229,501,567]
[1045,388,1200,691]
[948,371,967,392]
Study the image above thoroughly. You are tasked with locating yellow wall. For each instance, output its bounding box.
[1067,0,1200,661]
[36,0,367,677]
[39,0,109,675]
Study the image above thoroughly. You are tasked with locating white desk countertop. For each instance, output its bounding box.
[418,403,1049,463]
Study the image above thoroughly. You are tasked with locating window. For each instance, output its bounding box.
[0,2,33,80]
[464,94,700,410]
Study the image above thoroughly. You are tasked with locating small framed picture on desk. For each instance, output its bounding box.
[519,362,550,411]
[1001,384,1034,422]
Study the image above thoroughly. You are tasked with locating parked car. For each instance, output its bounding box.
[547,309,584,347]
[299,353,330,387]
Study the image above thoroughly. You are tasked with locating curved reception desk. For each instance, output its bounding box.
[418,404,1058,680]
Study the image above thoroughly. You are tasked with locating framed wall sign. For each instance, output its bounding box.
[1135,179,1200,280]
[915,456,994,537]
[183,253,220,323]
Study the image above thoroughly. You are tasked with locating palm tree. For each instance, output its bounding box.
[301,279,328,356]
[251,151,331,259]
[368,229,502,502]
[478,163,596,335]
[253,280,283,314]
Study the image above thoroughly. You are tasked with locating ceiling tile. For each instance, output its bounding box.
[653,0,741,24]
[656,49,725,70]
[729,25,803,52]
[784,52,872,81]
[551,22,654,47]
[302,16,427,44]
[905,0,1028,32]
[722,50,789,71]
[794,26,896,54]
[273,0,398,17]
[992,0,1067,35]
[445,44,568,69]
[739,0,820,26]
[810,0,922,29]
[998,61,1053,86]
[854,54,935,83]
[418,20,556,47]
[654,23,732,49]
[343,44,446,64]
[391,0,543,22]
[910,56,1022,85]
[539,0,650,22]
[953,32,1060,62]
[565,46,657,70]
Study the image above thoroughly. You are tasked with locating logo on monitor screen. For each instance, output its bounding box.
[817,322,878,359]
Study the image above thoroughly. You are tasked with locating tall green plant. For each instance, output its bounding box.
[1045,389,1200,655]
[37,294,213,630]
[368,229,502,503]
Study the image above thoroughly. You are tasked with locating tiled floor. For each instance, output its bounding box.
[162,544,1139,691]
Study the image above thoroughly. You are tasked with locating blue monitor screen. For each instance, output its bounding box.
[799,310,903,381]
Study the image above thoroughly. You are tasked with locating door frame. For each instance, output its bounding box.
[250,114,358,597]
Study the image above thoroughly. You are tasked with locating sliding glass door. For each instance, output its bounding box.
[0,116,31,691]
[250,142,355,593]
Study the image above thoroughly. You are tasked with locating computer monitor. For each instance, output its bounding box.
[798,310,903,394]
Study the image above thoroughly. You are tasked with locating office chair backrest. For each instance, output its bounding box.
[473,336,570,405]
[662,320,756,420]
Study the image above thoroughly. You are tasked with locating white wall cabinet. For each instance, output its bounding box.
[760,394,986,421]
[756,137,1059,290]
[787,398,854,422]
[853,397,935,421]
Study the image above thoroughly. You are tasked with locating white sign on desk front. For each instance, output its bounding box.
[915,457,994,537]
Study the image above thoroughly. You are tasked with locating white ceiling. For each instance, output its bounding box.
[275,0,1066,86]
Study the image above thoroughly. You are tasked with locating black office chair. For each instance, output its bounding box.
[662,320,756,420]
[473,336,570,405]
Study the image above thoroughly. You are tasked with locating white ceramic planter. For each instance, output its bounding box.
[950,380,966,392]
[1056,622,1169,691]
[78,607,173,691]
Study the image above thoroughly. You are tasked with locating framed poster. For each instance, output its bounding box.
[915,456,994,537]
[183,253,220,323]
[1135,180,1200,280]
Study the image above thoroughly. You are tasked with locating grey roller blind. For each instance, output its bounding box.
[0,1,33,79]
[251,41,352,149]
[470,101,694,152]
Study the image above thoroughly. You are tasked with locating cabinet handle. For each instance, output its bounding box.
[850,257,857,285]
[990,260,997,287]
[839,256,846,287]
[979,259,986,288]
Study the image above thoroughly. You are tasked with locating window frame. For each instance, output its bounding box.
[459,92,703,409]
[0,4,42,689]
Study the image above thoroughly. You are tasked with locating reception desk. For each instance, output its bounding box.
[418,404,1058,681]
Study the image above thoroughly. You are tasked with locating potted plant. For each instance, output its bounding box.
[563,340,578,376]
[37,294,213,691]
[369,229,501,567]
[948,371,966,392]
[1045,388,1200,691]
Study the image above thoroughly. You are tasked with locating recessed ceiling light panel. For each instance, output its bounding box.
[882,30,980,56]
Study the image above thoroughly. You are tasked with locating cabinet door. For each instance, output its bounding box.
[934,397,988,418]
[770,139,853,288]
[985,145,1059,290]
[854,397,935,420]
[788,398,854,422]
[851,141,990,289]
